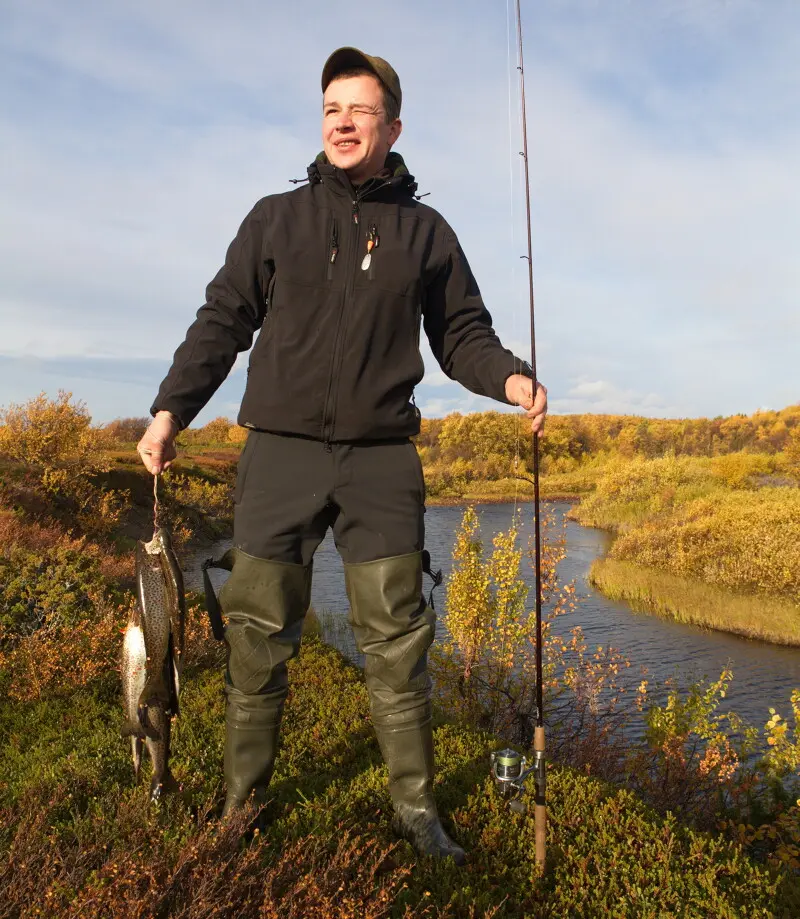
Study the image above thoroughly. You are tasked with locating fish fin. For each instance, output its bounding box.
[137,705,163,741]
[139,671,171,711]
[166,634,180,717]
[132,736,144,778]
[121,719,147,739]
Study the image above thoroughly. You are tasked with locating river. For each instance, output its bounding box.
[187,501,800,731]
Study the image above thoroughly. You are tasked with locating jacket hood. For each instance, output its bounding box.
[307,151,418,197]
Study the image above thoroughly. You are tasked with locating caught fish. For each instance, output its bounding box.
[121,526,185,799]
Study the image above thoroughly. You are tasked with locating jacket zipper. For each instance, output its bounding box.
[320,178,392,446]
[321,196,362,445]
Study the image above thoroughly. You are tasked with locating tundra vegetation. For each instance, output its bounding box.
[0,393,798,916]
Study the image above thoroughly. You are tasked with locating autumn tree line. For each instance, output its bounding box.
[101,403,800,464]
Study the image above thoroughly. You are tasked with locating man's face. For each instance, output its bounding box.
[322,73,402,185]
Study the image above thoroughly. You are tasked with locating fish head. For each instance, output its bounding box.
[145,527,173,555]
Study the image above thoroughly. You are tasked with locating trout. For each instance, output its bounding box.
[120,526,185,799]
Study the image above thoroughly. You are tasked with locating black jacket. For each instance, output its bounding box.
[152,154,529,441]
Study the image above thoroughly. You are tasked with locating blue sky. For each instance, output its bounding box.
[1,0,798,426]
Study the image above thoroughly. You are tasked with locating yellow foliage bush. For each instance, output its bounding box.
[0,390,111,478]
[227,424,249,444]
[179,416,235,446]
[0,601,123,701]
[575,453,714,529]
[710,452,775,489]
[431,506,579,744]
[610,488,800,598]
[167,473,233,519]
[0,392,126,536]
[437,411,524,467]
[786,427,800,479]
[103,416,150,444]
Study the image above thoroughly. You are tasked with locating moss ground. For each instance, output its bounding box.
[1,638,797,918]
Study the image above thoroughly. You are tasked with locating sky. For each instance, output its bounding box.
[1,0,798,426]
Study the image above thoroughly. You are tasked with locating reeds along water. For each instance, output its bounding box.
[590,557,800,647]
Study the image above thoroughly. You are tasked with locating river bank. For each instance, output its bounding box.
[590,557,800,647]
[566,455,800,647]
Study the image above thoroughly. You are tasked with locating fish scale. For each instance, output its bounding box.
[136,541,173,717]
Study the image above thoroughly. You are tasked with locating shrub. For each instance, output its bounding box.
[228,423,249,444]
[431,507,580,747]
[103,416,151,444]
[0,390,107,474]
[167,473,233,519]
[610,488,800,598]
[711,452,776,489]
[574,453,714,530]
[180,416,236,446]
[0,391,127,537]
[0,540,112,637]
[786,427,800,480]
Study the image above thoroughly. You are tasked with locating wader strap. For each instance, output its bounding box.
[201,550,234,641]
[421,549,443,610]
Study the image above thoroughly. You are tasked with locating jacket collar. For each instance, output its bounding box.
[307,151,418,199]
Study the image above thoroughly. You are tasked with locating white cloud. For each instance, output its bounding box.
[551,377,682,418]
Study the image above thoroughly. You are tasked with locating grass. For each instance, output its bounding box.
[1,637,798,917]
[2,410,800,914]
[589,558,800,647]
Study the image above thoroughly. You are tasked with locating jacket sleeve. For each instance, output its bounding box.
[150,199,272,428]
[421,220,531,404]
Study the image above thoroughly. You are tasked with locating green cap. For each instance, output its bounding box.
[321,47,402,115]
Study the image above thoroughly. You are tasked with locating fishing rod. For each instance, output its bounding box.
[489,0,547,871]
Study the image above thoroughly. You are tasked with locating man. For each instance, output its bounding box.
[138,47,547,866]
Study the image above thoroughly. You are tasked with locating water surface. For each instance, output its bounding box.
[187,501,800,730]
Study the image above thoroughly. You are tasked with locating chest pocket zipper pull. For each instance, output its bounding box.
[328,221,339,280]
[361,224,379,274]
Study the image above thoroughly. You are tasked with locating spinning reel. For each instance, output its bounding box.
[490,747,546,815]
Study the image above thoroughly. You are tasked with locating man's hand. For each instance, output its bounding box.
[137,411,179,475]
[505,374,548,436]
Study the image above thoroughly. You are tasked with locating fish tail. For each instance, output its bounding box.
[145,706,174,801]
[150,769,179,801]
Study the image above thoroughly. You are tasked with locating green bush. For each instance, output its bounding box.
[0,541,113,637]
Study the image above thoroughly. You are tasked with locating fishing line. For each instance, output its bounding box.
[153,473,161,528]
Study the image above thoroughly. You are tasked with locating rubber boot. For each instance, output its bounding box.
[345,552,466,866]
[222,688,282,817]
[220,548,312,817]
